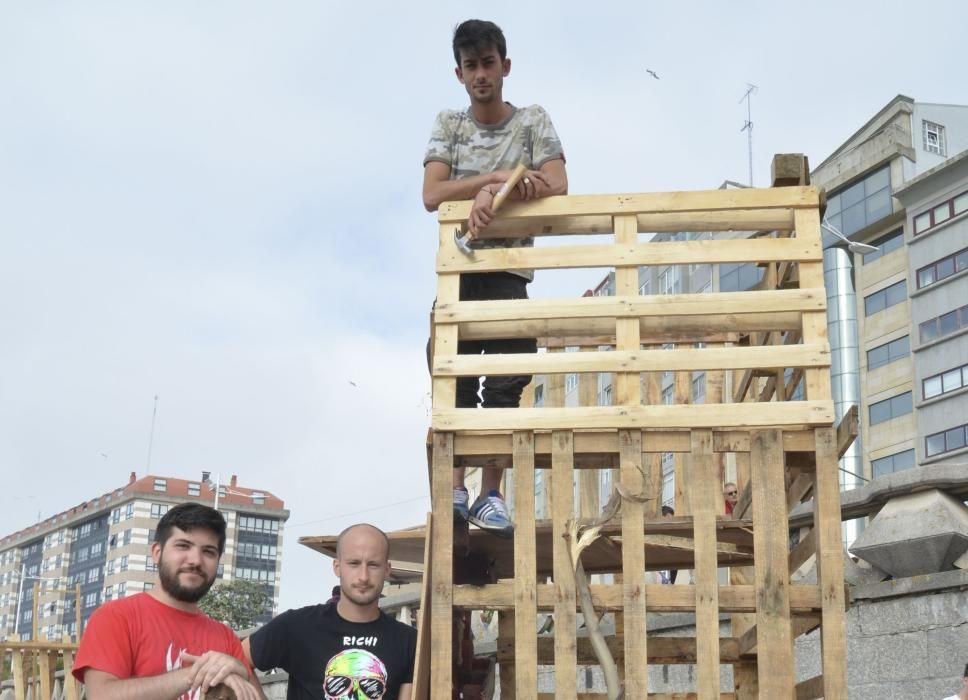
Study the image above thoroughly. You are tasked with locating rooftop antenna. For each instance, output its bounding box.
[739,83,758,187]
[145,394,159,473]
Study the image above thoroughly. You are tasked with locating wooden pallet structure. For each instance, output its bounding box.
[422,155,849,699]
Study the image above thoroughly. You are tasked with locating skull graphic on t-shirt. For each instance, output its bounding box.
[323,649,387,699]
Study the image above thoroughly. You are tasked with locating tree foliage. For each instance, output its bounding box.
[199,579,268,631]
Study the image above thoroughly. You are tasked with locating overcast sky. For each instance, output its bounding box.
[1,1,965,612]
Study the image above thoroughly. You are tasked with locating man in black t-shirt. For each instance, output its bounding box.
[243,523,416,700]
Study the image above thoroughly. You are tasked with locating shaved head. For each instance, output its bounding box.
[336,523,389,560]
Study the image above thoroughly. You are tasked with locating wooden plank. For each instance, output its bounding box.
[497,635,743,665]
[460,209,797,240]
[511,431,538,698]
[429,434,454,700]
[39,650,54,700]
[452,583,823,613]
[436,237,821,273]
[795,674,825,700]
[448,429,819,458]
[498,611,516,699]
[620,430,648,695]
[690,430,721,700]
[11,647,25,700]
[437,185,822,223]
[460,313,802,343]
[751,430,795,697]
[786,472,815,512]
[411,513,432,700]
[431,264,461,413]
[794,208,831,405]
[433,401,835,432]
[63,647,79,700]
[435,289,826,324]
[434,343,830,378]
[814,427,849,698]
[551,431,577,697]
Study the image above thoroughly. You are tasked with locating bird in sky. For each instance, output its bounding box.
[348,380,358,387]
[646,69,660,80]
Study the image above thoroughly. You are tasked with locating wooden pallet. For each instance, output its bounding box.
[426,155,847,699]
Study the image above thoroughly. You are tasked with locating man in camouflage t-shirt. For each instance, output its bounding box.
[422,19,568,536]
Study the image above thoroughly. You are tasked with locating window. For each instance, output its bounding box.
[123,530,131,546]
[76,547,89,563]
[869,392,913,425]
[238,516,280,534]
[117,582,126,597]
[533,384,544,407]
[923,363,968,400]
[125,503,134,520]
[639,279,650,295]
[87,568,99,583]
[914,188,968,235]
[719,262,763,292]
[926,423,968,457]
[919,305,968,343]
[917,245,968,289]
[659,267,682,295]
[150,503,168,519]
[120,555,129,572]
[864,280,906,316]
[106,559,114,576]
[251,492,266,506]
[691,373,705,403]
[188,483,201,497]
[922,120,947,156]
[861,229,904,264]
[867,336,909,370]
[144,582,154,591]
[89,542,102,556]
[153,479,167,492]
[825,166,892,236]
[84,592,98,609]
[103,585,113,601]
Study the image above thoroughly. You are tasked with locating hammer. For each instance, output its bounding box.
[454,163,529,256]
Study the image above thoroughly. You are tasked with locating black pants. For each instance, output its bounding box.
[428,272,538,409]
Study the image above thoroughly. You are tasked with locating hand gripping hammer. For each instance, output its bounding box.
[454,163,529,256]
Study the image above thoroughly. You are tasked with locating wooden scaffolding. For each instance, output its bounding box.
[422,155,848,699]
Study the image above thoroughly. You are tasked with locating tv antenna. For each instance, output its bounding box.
[739,83,758,186]
[145,394,159,472]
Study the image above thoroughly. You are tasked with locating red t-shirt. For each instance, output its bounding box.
[73,592,248,693]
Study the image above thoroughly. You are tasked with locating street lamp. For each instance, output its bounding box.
[12,564,67,640]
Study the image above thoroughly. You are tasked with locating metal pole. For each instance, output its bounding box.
[213,472,221,511]
[14,563,25,638]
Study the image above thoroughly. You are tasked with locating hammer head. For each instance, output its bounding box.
[454,227,474,256]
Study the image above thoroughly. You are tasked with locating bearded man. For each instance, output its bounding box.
[74,502,262,700]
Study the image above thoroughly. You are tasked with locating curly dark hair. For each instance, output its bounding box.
[155,502,227,554]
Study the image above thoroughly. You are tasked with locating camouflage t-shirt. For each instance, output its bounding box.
[424,103,565,280]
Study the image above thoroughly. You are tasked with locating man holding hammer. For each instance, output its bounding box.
[422,19,568,536]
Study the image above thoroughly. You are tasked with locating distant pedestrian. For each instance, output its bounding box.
[724,482,739,516]
[941,661,968,700]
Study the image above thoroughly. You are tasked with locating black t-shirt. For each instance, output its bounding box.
[249,602,417,700]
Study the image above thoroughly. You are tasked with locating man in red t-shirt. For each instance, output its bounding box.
[74,503,262,700]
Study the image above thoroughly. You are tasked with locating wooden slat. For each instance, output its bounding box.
[794,209,831,405]
[551,430,577,697]
[411,513,432,700]
[795,674,825,700]
[433,343,830,377]
[751,430,795,696]
[814,427,849,698]
[437,185,821,223]
[452,583,823,613]
[498,611,515,698]
[789,526,818,576]
[433,401,835,432]
[437,237,821,273]
[620,431,648,695]
[436,289,825,323]
[537,695,738,700]
[459,312,803,343]
[429,434,453,700]
[39,650,54,700]
[511,431,538,697]
[690,430,720,700]
[497,635,743,665]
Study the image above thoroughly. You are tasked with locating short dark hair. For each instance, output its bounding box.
[155,502,227,554]
[964,661,968,677]
[661,505,675,516]
[452,19,507,65]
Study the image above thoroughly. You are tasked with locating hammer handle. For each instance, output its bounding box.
[490,163,528,212]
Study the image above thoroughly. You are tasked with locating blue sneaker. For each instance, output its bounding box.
[453,487,470,521]
[468,490,514,538]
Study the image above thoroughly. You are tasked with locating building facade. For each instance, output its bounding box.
[0,472,288,641]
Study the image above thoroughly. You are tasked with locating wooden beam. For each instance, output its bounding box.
[452,583,823,613]
[435,289,825,324]
[496,635,744,665]
[429,433,453,700]
[789,527,818,576]
[437,185,821,223]
[771,154,811,188]
[511,431,538,697]
[433,401,835,432]
[411,513,432,700]
[751,430,795,696]
[690,430,721,699]
[436,237,821,273]
[620,430,648,695]
[434,343,830,378]
[551,431,577,697]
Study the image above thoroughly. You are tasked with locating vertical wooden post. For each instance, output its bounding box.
[74,584,82,639]
[39,649,55,700]
[691,429,721,699]
[751,430,794,697]
[63,641,80,700]
[429,434,454,700]
[815,427,849,697]
[498,611,516,699]
[12,646,25,700]
[512,431,538,698]
[644,356,663,515]
[730,451,758,698]
[551,430,577,697]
